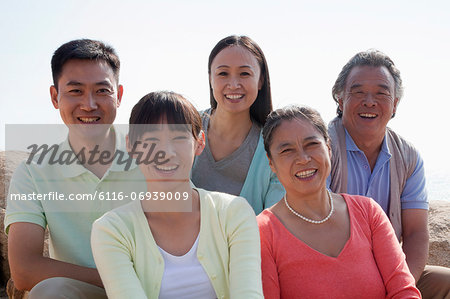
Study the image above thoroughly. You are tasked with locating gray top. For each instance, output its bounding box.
[191,109,260,196]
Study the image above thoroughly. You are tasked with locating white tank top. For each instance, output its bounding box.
[157,235,217,299]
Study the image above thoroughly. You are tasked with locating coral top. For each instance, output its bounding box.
[257,194,421,299]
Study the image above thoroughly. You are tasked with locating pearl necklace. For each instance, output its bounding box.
[284,189,334,224]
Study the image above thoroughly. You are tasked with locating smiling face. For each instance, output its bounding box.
[50,59,123,136]
[268,118,331,198]
[132,123,205,190]
[338,65,398,142]
[209,46,262,115]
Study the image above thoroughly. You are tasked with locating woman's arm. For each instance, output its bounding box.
[368,199,421,299]
[91,217,148,299]
[259,223,281,299]
[227,199,264,298]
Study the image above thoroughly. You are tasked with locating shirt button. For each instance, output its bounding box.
[211,274,216,280]
[198,254,203,259]
[364,165,369,169]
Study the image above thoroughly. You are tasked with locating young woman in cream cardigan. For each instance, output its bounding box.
[91,91,263,299]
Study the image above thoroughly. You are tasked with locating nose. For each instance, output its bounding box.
[295,148,311,164]
[159,139,177,159]
[228,75,241,89]
[80,93,98,111]
[362,92,377,107]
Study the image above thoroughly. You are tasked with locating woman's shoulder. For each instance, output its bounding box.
[197,188,256,220]
[341,193,376,208]
[93,200,141,230]
[198,108,212,116]
[256,209,274,225]
[256,209,283,232]
[198,108,212,121]
[340,193,384,220]
[198,188,250,208]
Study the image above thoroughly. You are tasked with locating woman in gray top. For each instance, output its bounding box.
[191,35,285,214]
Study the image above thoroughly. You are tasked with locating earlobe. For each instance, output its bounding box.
[393,98,399,115]
[338,97,343,112]
[117,85,124,107]
[267,153,276,174]
[209,74,213,87]
[327,141,332,159]
[50,86,59,109]
[195,131,206,156]
[258,76,264,90]
[126,135,131,154]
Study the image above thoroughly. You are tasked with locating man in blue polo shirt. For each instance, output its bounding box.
[5,39,144,298]
[328,49,449,298]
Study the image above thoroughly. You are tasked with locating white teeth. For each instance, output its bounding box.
[225,94,244,100]
[295,169,316,178]
[155,164,178,171]
[78,117,100,123]
[359,113,377,118]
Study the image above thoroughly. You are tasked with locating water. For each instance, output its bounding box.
[426,169,450,202]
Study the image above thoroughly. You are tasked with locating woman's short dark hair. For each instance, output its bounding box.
[208,35,272,126]
[263,105,329,158]
[128,91,202,146]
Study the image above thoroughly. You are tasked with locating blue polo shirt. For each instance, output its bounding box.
[327,129,428,214]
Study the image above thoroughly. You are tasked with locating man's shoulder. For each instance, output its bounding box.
[385,126,420,178]
[385,126,419,154]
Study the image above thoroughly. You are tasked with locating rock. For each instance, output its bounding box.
[1,151,29,288]
[428,201,450,267]
[6,278,27,299]
[0,209,8,287]
[0,151,48,293]
[0,151,29,210]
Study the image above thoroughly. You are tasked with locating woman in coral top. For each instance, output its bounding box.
[258,105,420,299]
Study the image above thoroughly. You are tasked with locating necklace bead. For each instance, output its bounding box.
[284,189,334,224]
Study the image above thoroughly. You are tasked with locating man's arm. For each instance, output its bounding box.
[8,222,103,291]
[401,209,429,282]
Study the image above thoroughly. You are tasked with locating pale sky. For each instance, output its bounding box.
[1,0,450,175]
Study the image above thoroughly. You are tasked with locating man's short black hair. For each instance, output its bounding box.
[51,39,120,90]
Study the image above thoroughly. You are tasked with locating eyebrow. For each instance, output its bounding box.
[66,81,83,86]
[216,65,253,69]
[65,80,113,87]
[275,136,320,150]
[304,136,320,142]
[276,142,292,150]
[349,84,362,90]
[95,80,113,87]
[377,84,390,90]
[350,83,390,90]
[144,136,158,141]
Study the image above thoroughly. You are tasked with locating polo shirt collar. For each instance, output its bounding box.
[109,126,139,172]
[344,128,391,157]
[60,125,138,178]
[58,137,87,178]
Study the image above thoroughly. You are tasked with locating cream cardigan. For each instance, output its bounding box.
[91,188,263,299]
